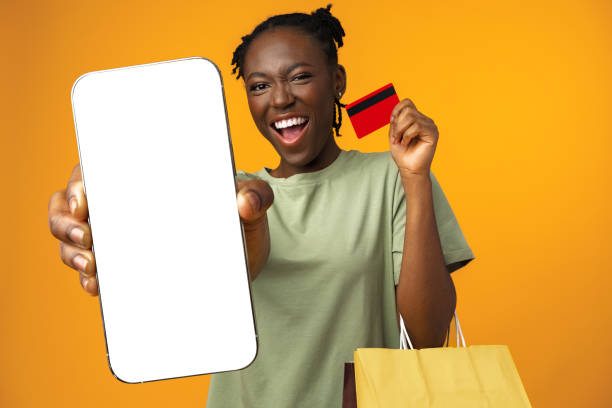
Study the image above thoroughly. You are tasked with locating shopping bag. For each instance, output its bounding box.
[353,312,532,407]
[342,362,357,408]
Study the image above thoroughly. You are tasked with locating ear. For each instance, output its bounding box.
[334,64,347,98]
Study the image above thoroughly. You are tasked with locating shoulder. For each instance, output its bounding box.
[343,149,398,176]
[341,150,402,202]
[354,150,443,187]
[344,149,392,163]
[235,169,264,182]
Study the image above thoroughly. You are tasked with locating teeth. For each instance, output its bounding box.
[274,117,308,129]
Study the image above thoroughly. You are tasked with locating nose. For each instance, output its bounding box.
[270,82,294,109]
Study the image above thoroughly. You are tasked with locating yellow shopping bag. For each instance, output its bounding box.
[354,313,532,407]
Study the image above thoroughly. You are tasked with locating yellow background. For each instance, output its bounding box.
[2,0,611,406]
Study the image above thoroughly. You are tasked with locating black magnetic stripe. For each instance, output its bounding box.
[346,86,396,117]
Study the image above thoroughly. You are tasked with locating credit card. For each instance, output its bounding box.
[345,83,400,138]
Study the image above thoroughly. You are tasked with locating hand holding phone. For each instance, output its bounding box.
[70,57,258,383]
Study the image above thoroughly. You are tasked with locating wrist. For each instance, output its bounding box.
[399,168,431,183]
[400,170,432,200]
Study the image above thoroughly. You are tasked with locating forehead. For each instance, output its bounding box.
[242,27,328,78]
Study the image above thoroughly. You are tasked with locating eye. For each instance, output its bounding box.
[292,73,312,82]
[249,83,269,92]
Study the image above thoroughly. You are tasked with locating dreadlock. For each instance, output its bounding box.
[231,4,347,137]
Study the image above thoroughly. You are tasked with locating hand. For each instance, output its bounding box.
[389,98,439,176]
[48,164,274,295]
[48,164,98,295]
[235,179,274,281]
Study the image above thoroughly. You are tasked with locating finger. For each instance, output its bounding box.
[390,98,417,122]
[404,98,417,109]
[400,121,421,147]
[236,180,274,224]
[58,240,99,296]
[66,163,89,221]
[48,189,93,249]
[81,275,99,296]
[390,100,409,122]
[392,110,418,143]
[59,240,97,277]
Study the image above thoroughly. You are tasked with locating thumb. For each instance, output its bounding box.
[66,163,89,221]
[236,180,274,223]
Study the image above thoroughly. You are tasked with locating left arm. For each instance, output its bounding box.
[389,99,455,349]
[395,171,455,349]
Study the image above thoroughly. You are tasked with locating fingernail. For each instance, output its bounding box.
[74,254,88,273]
[80,275,88,290]
[69,227,84,244]
[246,191,261,212]
[69,198,78,215]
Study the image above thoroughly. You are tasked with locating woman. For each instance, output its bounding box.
[48,5,474,407]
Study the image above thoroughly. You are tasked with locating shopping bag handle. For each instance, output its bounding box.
[399,311,466,350]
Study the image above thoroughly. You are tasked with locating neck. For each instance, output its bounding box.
[269,136,341,178]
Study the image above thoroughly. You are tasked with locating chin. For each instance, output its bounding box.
[275,144,314,166]
[265,130,314,164]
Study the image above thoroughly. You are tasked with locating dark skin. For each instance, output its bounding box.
[242,27,455,348]
[47,25,455,349]
[242,27,346,178]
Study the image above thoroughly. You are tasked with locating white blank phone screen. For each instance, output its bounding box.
[71,57,257,383]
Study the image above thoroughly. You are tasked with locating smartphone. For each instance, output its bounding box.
[71,57,257,383]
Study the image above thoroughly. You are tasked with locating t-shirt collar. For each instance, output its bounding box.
[256,149,349,185]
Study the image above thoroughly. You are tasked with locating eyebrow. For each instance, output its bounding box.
[246,62,314,81]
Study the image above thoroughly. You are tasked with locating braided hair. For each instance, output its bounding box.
[231,4,347,137]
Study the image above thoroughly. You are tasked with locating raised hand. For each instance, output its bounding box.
[389,98,439,176]
[235,179,274,280]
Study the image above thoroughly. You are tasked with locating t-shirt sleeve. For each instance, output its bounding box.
[391,169,475,285]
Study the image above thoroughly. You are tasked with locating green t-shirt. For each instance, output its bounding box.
[205,149,474,407]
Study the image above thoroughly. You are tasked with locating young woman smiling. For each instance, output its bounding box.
[47,4,474,407]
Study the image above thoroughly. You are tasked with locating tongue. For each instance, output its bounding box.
[280,123,306,140]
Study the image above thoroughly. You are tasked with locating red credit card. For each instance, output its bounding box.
[345,83,400,138]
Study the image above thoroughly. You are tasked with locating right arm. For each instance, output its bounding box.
[236,179,274,281]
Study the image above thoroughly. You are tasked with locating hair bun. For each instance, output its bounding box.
[311,4,333,19]
[232,4,345,79]
[310,4,344,48]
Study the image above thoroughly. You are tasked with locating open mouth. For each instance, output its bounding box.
[271,116,310,145]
